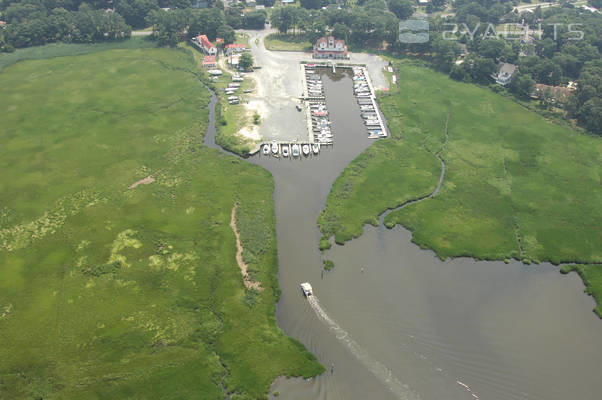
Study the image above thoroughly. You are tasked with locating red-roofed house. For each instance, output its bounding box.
[216,38,225,46]
[194,34,217,55]
[225,43,247,56]
[202,55,217,68]
[313,36,348,59]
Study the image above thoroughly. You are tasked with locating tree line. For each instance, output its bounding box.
[0,0,267,51]
[0,1,131,50]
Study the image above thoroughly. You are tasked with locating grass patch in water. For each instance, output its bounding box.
[0,46,322,399]
[323,260,335,271]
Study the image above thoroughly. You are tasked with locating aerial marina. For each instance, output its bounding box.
[259,63,387,158]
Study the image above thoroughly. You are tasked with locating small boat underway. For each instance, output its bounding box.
[282,144,289,157]
[271,141,279,154]
[300,282,313,297]
[262,144,270,155]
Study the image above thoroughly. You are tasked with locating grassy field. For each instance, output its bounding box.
[0,37,156,73]
[319,61,601,266]
[264,33,313,52]
[0,47,322,399]
[561,265,602,317]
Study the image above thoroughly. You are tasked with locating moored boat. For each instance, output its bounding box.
[282,144,289,157]
[262,144,270,155]
[302,144,310,156]
[312,143,320,154]
[291,143,300,157]
[271,141,279,154]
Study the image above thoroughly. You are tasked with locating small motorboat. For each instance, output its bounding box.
[302,144,310,156]
[271,141,279,154]
[301,282,313,297]
[296,104,302,112]
[312,143,320,154]
[282,144,289,157]
[291,143,300,157]
[262,144,270,155]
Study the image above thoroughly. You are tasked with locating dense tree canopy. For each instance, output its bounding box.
[115,0,159,30]
[388,0,414,20]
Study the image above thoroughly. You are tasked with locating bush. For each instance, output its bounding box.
[323,260,334,271]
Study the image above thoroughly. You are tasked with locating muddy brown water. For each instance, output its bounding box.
[204,73,602,400]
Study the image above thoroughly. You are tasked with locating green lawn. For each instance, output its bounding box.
[319,60,601,266]
[264,33,313,52]
[0,46,322,399]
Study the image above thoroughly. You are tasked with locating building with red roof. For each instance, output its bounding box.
[225,43,247,56]
[194,34,217,55]
[313,36,348,59]
[202,55,217,68]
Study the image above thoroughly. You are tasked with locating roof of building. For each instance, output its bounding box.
[225,43,247,49]
[316,36,346,47]
[197,35,215,49]
[498,62,518,76]
[203,55,216,64]
[216,38,224,45]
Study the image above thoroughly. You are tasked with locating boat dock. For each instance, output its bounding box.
[258,62,387,157]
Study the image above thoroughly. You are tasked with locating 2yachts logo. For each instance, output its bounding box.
[399,20,430,44]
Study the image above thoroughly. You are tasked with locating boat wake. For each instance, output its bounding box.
[456,380,480,400]
[308,295,422,400]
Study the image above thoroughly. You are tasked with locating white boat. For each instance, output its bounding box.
[262,144,270,155]
[300,282,313,297]
[291,143,300,157]
[282,144,289,157]
[271,141,279,154]
[302,144,310,156]
[312,143,320,154]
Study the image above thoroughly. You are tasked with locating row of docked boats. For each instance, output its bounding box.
[352,66,387,139]
[305,67,324,98]
[304,67,334,145]
[262,140,320,157]
[310,101,334,145]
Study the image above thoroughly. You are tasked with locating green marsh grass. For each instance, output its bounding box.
[0,46,322,399]
[319,61,601,265]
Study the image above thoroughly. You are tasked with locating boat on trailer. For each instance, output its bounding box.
[301,282,313,297]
